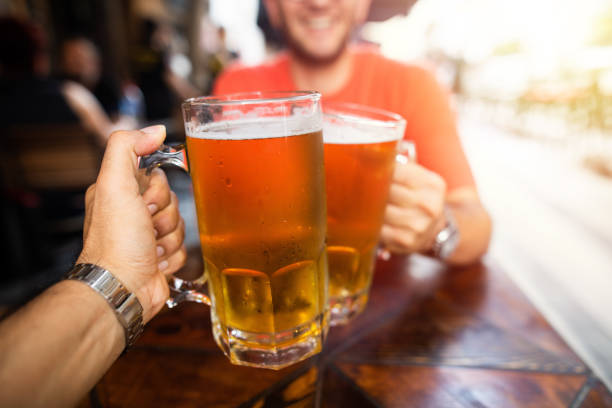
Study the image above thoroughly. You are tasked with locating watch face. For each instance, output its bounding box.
[439,229,460,260]
[434,208,460,260]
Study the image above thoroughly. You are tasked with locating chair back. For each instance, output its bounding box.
[1,124,103,192]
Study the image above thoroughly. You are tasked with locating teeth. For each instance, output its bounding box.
[308,17,331,30]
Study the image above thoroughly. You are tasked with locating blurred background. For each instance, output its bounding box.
[1,0,611,385]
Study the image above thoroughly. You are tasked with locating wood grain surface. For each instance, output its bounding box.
[90,253,612,407]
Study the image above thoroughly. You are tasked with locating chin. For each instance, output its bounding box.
[289,39,348,66]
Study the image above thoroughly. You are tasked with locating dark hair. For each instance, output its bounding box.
[0,17,47,76]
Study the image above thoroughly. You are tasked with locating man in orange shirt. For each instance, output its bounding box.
[215,0,491,265]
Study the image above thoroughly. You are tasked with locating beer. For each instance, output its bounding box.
[186,123,328,351]
[325,139,397,296]
[322,105,405,325]
[143,91,328,369]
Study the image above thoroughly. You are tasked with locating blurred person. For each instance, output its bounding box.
[0,17,137,290]
[133,18,199,121]
[58,36,123,119]
[0,17,133,145]
[215,0,491,265]
[0,125,187,408]
[206,26,240,93]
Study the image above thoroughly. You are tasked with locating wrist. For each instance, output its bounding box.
[52,280,125,349]
[431,207,460,261]
[65,263,144,349]
[76,250,154,319]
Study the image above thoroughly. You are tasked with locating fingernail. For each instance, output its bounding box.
[156,245,165,257]
[154,229,159,238]
[147,203,158,214]
[140,125,165,134]
[158,260,169,271]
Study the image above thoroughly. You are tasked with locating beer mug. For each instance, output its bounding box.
[322,102,406,325]
[141,91,329,369]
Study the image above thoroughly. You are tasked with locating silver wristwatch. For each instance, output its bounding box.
[432,208,460,260]
[66,263,144,348]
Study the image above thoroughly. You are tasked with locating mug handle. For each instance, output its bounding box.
[395,140,417,165]
[377,140,418,261]
[139,144,211,308]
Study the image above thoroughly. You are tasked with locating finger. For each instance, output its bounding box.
[392,161,425,188]
[152,191,180,238]
[141,168,171,214]
[387,183,418,207]
[380,224,416,254]
[156,218,185,260]
[97,126,166,190]
[384,204,430,233]
[390,183,445,220]
[394,161,446,191]
[159,245,188,275]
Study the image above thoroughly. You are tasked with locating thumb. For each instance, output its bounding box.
[97,125,166,187]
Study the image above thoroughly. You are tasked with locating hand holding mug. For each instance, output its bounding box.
[380,160,447,255]
[77,126,186,323]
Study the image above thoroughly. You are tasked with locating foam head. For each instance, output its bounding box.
[322,113,404,145]
[185,114,322,140]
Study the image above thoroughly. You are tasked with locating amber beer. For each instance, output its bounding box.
[179,92,328,369]
[323,104,406,325]
[186,128,327,339]
[142,92,328,369]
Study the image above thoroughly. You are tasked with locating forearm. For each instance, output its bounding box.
[445,187,492,265]
[62,82,114,145]
[0,280,124,408]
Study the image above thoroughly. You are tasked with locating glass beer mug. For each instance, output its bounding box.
[322,102,406,325]
[141,91,329,369]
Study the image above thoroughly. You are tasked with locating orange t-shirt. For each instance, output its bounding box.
[214,47,475,190]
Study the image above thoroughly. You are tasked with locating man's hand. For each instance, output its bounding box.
[380,160,447,255]
[77,125,186,322]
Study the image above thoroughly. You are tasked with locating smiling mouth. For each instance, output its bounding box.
[306,17,332,30]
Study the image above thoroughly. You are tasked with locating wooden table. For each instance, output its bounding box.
[91,254,612,407]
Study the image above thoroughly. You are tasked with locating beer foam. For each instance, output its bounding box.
[322,118,403,145]
[185,116,321,140]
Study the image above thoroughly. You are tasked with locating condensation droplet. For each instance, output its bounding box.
[225,178,232,186]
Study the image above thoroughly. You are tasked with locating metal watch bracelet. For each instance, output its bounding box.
[432,207,460,260]
[66,263,144,348]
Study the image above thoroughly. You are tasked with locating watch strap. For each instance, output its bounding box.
[66,263,144,348]
[432,207,460,260]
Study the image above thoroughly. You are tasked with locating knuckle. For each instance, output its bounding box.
[169,229,185,251]
[424,198,444,219]
[152,170,170,191]
[175,246,188,267]
[169,206,180,227]
[395,231,415,250]
[413,219,429,235]
[160,215,176,235]
[85,184,96,202]
[433,200,445,217]
[107,130,127,147]
[432,174,446,192]
[177,220,186,244]
[155,187,173,210]
[159,284,170,304]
